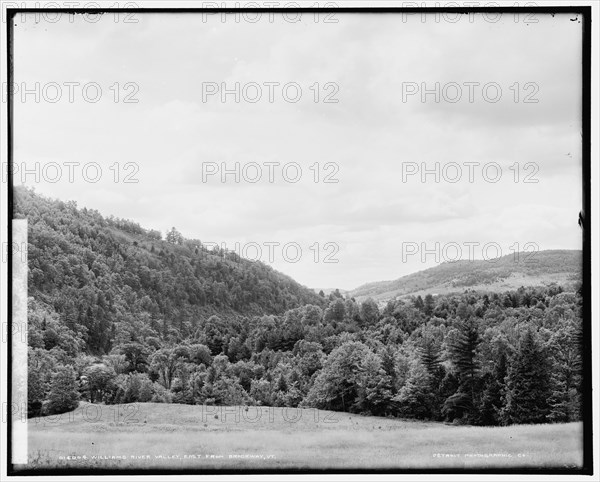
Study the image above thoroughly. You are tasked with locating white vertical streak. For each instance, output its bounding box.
[12,219,28,464]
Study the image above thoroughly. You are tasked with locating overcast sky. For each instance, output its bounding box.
[11,11,583,290]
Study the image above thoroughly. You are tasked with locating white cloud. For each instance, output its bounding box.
[13,12,583,289]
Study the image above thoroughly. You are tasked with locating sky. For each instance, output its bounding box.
[10,10,583,290]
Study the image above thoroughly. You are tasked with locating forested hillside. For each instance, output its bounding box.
[17,187,584,427]
[350,250,582,302]
[15,186,325,354]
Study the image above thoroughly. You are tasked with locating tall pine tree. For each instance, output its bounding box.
[477,350,507,425]
[502,329,551,424]
[417,335,444,420]
[547,323,583,422]
[444,318,480,423]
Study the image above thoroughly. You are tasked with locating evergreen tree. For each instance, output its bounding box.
[417,335,444,419]
[547,323,583,422]
[423,294,435,317]
[477,350,507,425]
[502,329,551,424]
[417,337,442,378]
[381,347,397,387]
[444,318,480,423]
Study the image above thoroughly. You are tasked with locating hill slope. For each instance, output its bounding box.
[17,187,584,432]
[349,250,582,302]
[14,187,325,353]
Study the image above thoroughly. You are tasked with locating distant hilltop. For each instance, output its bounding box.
[347,250,582,303]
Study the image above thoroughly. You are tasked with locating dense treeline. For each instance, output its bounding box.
[15,186,325,354]
[18,187,583,426]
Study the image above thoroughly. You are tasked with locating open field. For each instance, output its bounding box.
[19,403,583,471]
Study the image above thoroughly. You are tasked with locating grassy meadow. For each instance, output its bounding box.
[20,403,583,471]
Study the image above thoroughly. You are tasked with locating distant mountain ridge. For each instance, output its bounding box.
[349,250,582,302]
